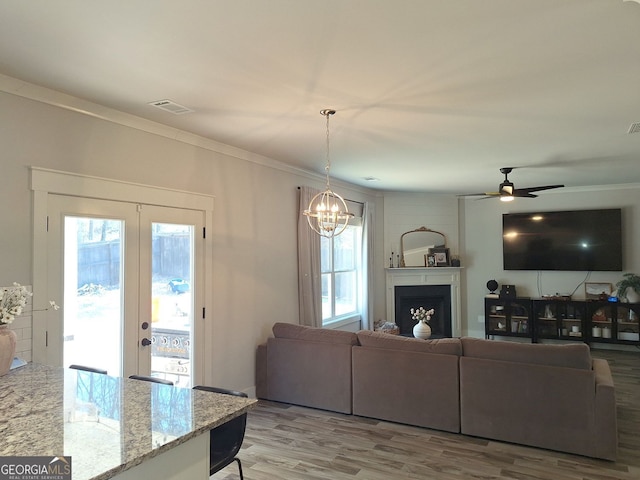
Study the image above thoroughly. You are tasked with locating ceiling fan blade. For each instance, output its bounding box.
[515,184,564,195]
[476,195,500,200]
[512,192,538,198]
[458,191,500,197]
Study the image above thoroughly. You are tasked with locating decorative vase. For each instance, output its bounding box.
[625,288,640,303]
[0,325,17,376]
[413,320,432,339]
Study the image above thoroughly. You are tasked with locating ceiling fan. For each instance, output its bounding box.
[461,167,564,202]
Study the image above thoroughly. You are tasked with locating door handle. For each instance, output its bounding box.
[141,321,149,330]
[141,338,151,347]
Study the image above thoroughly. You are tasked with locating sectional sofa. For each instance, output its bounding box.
[255,323,617,460]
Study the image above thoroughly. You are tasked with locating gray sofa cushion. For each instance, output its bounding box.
[356,330,462,355]
[272,322,358,345]
[461,336,592,370]
[353,344,461,433]
[265,337,354,413]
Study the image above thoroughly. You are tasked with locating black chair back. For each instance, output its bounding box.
[193,385,248,479]
[129,374,174,386]
[69,364,108,375]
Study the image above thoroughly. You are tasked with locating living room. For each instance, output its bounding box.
[2,70,640,477]
[1,1,640,478]
[6,79,639,387]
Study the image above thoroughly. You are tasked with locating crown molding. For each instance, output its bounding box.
[0,73,376,197]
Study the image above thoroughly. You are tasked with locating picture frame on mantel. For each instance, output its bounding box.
[429,247,450,267]
[426,254,436,267]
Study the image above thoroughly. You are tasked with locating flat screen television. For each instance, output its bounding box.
[502,209,622,271]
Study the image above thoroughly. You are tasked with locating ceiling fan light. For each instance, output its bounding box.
[499,181,514,195]
[500,195,515,202]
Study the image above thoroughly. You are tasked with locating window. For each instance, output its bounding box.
[321,224,362,324]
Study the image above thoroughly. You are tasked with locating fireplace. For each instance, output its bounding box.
[385,267,462,337]
[395,285,452,337]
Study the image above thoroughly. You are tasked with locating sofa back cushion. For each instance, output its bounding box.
[272,322,358,346]
[461,337,591,370]
[356,330,462,355]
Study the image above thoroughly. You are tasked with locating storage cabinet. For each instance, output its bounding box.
[484,297,640,346]
[532,300,586,342]
[485,297,532,339]
[587,301,640,344]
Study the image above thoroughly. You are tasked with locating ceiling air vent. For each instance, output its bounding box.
[628,122,640,134]
[148,99,193,115]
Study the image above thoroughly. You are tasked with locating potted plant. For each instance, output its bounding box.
[411,307,435,339]
[616,273,640,303]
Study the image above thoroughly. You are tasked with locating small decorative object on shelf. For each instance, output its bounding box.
[429,247,450,267]
[411,307,434,339]
[592,308,606,322]
[585,282,612,300]
[499,284,517,299]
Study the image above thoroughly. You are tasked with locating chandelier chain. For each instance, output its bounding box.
[323,109,334,190]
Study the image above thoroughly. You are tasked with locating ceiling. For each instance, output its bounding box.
[1,0,640,194]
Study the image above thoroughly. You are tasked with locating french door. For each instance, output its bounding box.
[46,195,204,387]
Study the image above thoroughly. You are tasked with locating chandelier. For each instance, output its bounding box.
[303,109,354,238]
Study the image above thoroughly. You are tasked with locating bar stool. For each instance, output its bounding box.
[193,385,248,480]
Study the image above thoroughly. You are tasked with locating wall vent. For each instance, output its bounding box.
[628,122,640,134]
[148,99,193,115]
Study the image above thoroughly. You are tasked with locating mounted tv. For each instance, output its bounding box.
[502,209,622,271]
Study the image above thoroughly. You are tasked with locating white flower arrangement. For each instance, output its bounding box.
[0,283,59,325]
[411,307,434,324]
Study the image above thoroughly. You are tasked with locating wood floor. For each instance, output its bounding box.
[220,349,640,479]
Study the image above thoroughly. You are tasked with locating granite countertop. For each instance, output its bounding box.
[0,364,257,480]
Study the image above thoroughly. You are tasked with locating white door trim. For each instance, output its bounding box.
[31,167,214,385]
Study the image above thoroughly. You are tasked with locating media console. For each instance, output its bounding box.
[485,297,640,345]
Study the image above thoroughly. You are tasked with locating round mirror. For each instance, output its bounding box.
[400,227,446,267]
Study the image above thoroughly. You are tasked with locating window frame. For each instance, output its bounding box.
[320,223,363,327]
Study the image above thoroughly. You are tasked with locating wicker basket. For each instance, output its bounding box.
[375,322,399,335]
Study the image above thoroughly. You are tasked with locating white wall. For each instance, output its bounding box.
[0,89,382,392]
[383,193,460,266]
[460,187,640,337]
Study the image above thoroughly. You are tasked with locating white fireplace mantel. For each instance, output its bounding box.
[386,267,462,337]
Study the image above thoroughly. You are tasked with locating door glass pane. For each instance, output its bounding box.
[63,217,123,376]
[150,223,194,387]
